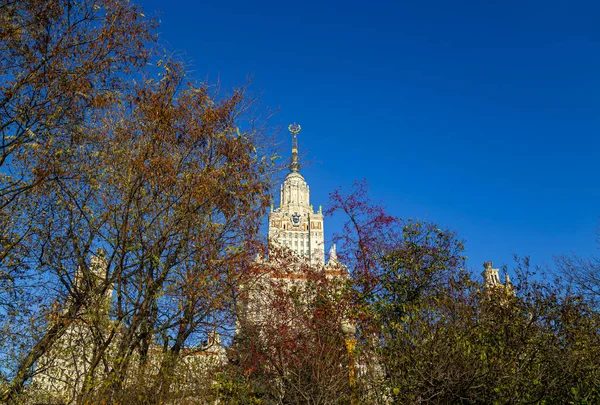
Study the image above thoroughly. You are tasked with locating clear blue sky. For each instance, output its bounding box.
[141,0,600,275]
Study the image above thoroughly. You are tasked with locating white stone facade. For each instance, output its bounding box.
[482,261,511,288]
[268,124,326,266]
[269,171,325,266]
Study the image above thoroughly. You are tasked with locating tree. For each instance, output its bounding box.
[327,180,600,404]
[224,248,353,405]
[0,0,155,171]
[0,3,275,402]
[1,0,156,401]
[327,180,468,403]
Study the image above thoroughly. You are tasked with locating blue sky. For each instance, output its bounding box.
[141,0,600,275]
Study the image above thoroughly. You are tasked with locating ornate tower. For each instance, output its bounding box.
[268,124,325,265]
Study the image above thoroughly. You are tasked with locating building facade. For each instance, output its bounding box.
[240,124,345,326]
[268,123,326,266]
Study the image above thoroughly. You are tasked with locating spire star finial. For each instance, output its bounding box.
[288,123,301,135]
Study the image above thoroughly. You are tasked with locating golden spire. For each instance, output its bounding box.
[288,123,301,172]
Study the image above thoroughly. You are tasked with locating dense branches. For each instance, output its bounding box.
[1,2,598,403]
[0,2,273,403]
[0,0,155,170]
[220,181,600,405]
[326,181,600,404]
[224,253,353,405]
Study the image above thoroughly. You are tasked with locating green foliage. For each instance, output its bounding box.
[329,181,600,404]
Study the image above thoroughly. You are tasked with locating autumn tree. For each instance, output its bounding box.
[377,259,600,404]
[222,247,353,405]
[1,0,156,401]
[326,180,468,402]
[328,180,600,404]
[8,65,273,404]
[0,2,276,403]
[0,0,155,170]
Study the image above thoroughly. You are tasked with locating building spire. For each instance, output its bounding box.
[288,123,301,172]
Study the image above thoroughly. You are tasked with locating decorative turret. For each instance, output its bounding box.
[482,261,515,301]
[325,243,347,278]
[482,261,514,289]
[482,261,501,287]
[72,248,113,312]
[328,244,339,265]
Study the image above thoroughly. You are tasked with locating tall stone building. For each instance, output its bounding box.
[239,124,345,328]
[268,123,326,266]
[29,124,344,404]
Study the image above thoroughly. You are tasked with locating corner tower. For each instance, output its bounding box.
[268,124,325,265]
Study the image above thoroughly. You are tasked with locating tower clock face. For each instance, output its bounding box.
[291,213,301,226]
